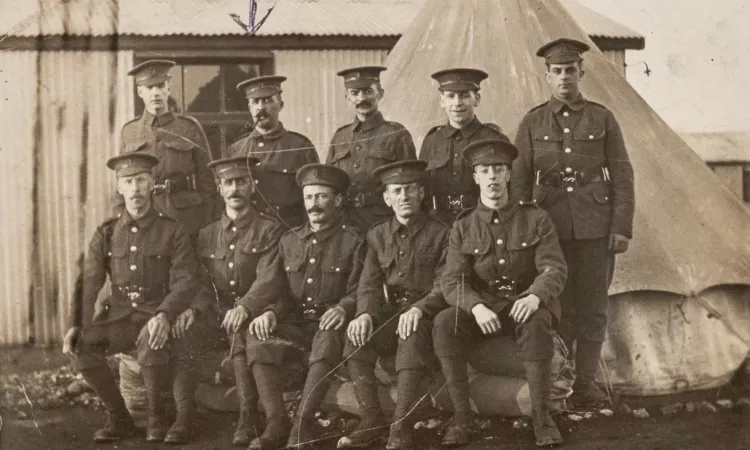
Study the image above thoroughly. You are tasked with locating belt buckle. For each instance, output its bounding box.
[561,172,578,186]
[153,179,170,195]
[352,192,365,208]
[489,279,515,296]
[125,286,143,302]
[448,194,464,214]
[303,308,318,320]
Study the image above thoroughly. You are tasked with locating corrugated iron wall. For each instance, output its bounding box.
[273,49,389,161]
[0,50,133,346]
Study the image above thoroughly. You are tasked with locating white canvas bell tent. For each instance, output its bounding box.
[378,0,750,396]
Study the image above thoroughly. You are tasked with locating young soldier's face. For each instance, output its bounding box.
[303,185,342,226]
[473,164,510,199]
[439,89,480,126]
[137,81,171,115]
[218,175,254,211]
[546,62,584,100]
[249,94,283,130]
[345,83,383,117]
[117,172,153,210]
[383,182,424,219]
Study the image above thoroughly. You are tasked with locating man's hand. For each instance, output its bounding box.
[62,327,81,358]
[397,307,423,340]
[319,306,346,331]
[147,313,171,350]
[172,308,196,339]
[509,294,540,324]
[222,305,249,334]
[608,233,630,254]
[347,314,373,347]
[471,303,501,335]
[249,310,277,341]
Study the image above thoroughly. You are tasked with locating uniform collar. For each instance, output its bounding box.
[250,121,286,140]
[391,212,428,237]
[548,94,586,113]
[476,200,517,223]
[444,116,482,138]
[142,109,175,126]
[353,111,385,132]
[221,207,258,231]
[299,213,345,242]
[117,206,160,230]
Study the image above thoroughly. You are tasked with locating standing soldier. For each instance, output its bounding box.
[121,60,215,237]
[62,153,202,443]
[420,68,510,223]
[337,160,449,450]
[225,163,365,449]
[512,38,635,407]
[326,66,417,232]
[435,139,567,448]
[228,75,319,230]
[170,156,286,446]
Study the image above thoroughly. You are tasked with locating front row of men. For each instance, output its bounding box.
[64,136,568,449]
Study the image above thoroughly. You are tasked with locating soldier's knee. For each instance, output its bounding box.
[526,308,553,331]
[433,307,461,332]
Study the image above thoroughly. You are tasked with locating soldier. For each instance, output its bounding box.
[120,59,215,237]
[233,163,366,450]
[326,66,417,232]
[228,75,319,230]
[435,139,567,447]
[420,68,511,223]
[169,156,286,446]
[337,160,449,450]
[511,38,635,407]
[62,153,202,443]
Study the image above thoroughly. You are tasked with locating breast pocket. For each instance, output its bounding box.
[198,247,227,284]
[321,254,354,302]
[238,242,267,286]
[366,145,396,168]
[460,239,492,279]
[144,246,172,290]
[506,234,540,279]
[573,127,606,160]
[424,145,450,171]
[532,129,563,168]
[415,251,439,288]
[108,245,129,284]
[282,253,306,300]
[162,139,195,175]
[329,146,351,169]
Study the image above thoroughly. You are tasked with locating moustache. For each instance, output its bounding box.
[307,207,325,214]
[227,192,245,199]
[356,101,372,109]
[255,112,269,120]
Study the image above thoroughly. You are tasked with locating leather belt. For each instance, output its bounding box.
[302,305,327,321]
[153,174,196,195]
[385,286,422,310]
[346,190,382,208]
[536,167,609,188]
[112,284,167,305]
[432,194,477,215]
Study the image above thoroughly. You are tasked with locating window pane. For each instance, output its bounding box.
[224,64,262,112]
[184,65,221,113]
[202,124,223,160]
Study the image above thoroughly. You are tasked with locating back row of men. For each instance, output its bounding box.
[64,38,634,449]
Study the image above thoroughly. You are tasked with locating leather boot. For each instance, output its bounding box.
[80,368,138,442]
[337,360,387,449]
[288,361,333,449]
[249,363,290,450]
[233,355,259,446]
[438,357,473,447]
[572,340,609,407]
[386,369,423,450]
[524,360,563,448]
[142,365,171,443]
[164,365,196,444]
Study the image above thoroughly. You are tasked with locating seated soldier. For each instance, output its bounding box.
[434,139,568,448]
[62,153,201,443]
[243,164,366,450]
[170,156,286,445]
[338,160,450,450]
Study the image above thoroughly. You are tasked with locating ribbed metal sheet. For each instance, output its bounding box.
[0,49,133,346]
[273,49,389,161]
[0,51,37,346]
[0,0,644,41]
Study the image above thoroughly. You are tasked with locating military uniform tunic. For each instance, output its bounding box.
[71,208,201,370]
[434,202,567,361]
[246,217,366,366]
[227,123,319,229]
[511,95,634,342]
[326,112,416,231]
[419,118,508,222]
[344,214,449,371]
[120,111,215,236]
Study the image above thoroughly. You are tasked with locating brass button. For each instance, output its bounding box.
[499,259,506,265]
[131,302,138,308]
[130,245,137,251]
[521,242,527,247]
[229,280,236,286]
[307,278,314,284]
[309,258,316,264]
[229,244,236,250]
[306,297,313,303]
[564,148,572,153]
[496,239,503,245]
[544,136,549,141]
[129,265,137,271]
[228,262,235,268]
[563,128,570,133]
[563,111,569,117]
[312,239,318,244]
[565,167,572,173]
[232,227,237,232]
[130,227,138,233]
[258,142,265,147]
[493,219,499,224]
[567,186,574,192]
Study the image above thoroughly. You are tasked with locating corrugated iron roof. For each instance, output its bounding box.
[1,0,644,42]
[680,131,750,163]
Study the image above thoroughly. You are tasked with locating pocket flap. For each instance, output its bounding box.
[378,255,394,269]
[125,141,148,153]
[284,255,305,272]
[425,146,450,170]
[198,247,226,260]
[241,238,275,255]
[144,245,172,257]
[416,253,438,266]
[329,147,351,163]
[592,191,611,204]
[323,254,353,273]
[461,240,491,256]
[573,128,606,141]
[165,139,194,152]
[532,129,563,142]
[507,234,540,250]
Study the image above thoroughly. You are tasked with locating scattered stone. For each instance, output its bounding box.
[582,412,594,419]
[65,380,90,397]
[512,418,531,429]
[16,410,28,419]
[599,409,614,417]
[716,399,733,409]
[659,402,683,416]
[567,414,584,422]
[619,403,632,416]
[736,398,750,408]
[698,401,718,413]
[685,402,696,413]
[632,408,650,419]
[476,418,491,430]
